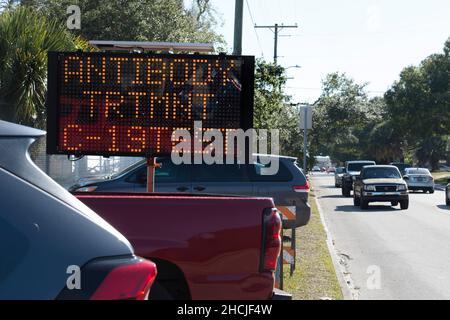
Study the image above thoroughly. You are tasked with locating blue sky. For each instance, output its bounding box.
[205,0,450,103]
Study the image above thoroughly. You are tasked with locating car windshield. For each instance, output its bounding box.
[406,168,430,175]
[363,167,401,179]
[348,162,374,172]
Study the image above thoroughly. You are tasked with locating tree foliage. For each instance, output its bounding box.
[253,59,301,156]
[309,38,449,169]
[385,38,450,169]
[0,6,90,127]
[21,0,225,49]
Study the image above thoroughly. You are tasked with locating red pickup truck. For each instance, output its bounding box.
[76,192,290,300]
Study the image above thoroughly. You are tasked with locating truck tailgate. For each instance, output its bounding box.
[76,193,277,300]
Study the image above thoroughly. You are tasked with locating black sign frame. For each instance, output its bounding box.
[46,51,254,157]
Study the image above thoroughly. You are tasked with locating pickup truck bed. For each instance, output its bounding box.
[76,193,283,300]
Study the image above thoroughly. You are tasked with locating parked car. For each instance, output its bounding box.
[312,166,321,172]
[334,167,345,187]
[389,162,412,176]
[0,120,157,300]
[76,192,291,300]
[341,160,376,197]
[353,165,409,210]
[327,167,336,173]
[403,168,435,193]
[70,155,311,229]
[446,181,450,206]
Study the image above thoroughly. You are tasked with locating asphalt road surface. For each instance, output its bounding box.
[312,173,450,300]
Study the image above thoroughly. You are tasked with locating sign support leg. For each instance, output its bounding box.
[146,157,157,193]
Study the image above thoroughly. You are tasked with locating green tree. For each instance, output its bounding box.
[0,6,90,127]
[21,0,225,50]
[385,38,450,169]
[310,72,374,163]
[253,59,300,156]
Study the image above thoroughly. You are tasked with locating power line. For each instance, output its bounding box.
[286,86,386,94]
[245,0,264,58]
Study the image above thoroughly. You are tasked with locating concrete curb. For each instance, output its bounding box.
[312,189,355,300]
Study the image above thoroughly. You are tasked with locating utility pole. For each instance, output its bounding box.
[233,0,244,55]
[303,106,308,172]
[254,23,297,64]
[295,103,313,172]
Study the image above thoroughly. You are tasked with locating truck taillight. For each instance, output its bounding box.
[261,209,282,272]
[91,259,157,300]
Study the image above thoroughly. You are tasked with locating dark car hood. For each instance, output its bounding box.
[71,177,109,190]
[77,176,109,185]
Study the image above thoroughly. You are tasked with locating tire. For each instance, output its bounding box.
[342,185,351,197]
[446,197,450,206]
[353,194,361,206]
[429,188,434,194]
[391,201,399,207]
[360,198,369,210]
[400,199,409,210]
[148,281,174,300]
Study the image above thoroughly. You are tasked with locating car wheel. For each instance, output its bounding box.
[353,194,361,206]
[148,281,174,300]
[446,197,450,206]
[391,201,399,207]
[429,188,434,194]
[360,198,369,210]
[400,199,409,210]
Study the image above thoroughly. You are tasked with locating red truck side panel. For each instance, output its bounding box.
[76,193,275,300]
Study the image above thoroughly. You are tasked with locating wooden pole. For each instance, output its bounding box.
[146,157,157,193]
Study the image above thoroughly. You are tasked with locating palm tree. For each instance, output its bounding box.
[0,6,90,128]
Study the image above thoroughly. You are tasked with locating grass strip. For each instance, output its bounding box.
[282,192,344,300]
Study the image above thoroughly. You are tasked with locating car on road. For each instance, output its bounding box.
[389,162,412,176]
[312,166,321,172]
[0,120,157,300]
[341,160,376,197]
[403,168,435,193]
[70,155,311,229]
[446,181,450,206]
[353,165,409,210]
[334,167,345,187]
[327,167,336,173]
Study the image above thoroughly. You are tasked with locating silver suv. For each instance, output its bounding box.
[70,155,311,228]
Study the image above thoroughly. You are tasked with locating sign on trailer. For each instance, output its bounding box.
[46,52,254,157]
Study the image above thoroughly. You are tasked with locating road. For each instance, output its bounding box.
[311,173,450,300]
